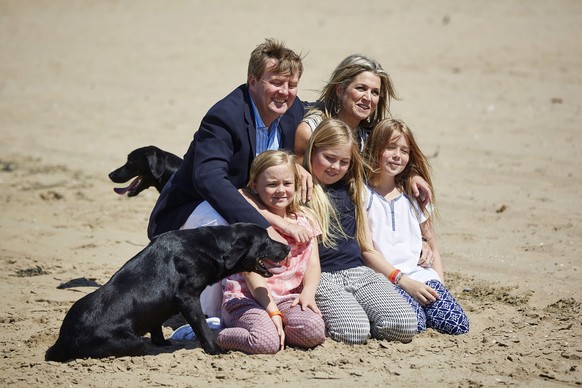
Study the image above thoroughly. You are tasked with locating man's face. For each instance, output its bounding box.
[248,59,299,127]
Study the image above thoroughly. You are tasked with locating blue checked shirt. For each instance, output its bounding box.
[250,96,281,155]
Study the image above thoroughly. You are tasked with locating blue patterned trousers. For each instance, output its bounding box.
[395,279,470,335]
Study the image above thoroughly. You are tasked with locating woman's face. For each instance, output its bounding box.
[311,143,352,186]
[337,71,381,128]
[252,164,295,216]
[380,134,410,178]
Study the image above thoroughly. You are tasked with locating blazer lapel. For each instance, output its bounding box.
[279,108,296,151]
[242,86,257,156]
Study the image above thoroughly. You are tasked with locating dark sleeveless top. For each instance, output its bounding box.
[318,182,365,272]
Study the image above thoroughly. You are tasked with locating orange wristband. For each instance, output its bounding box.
[268,310,283,318]
[388,269,401,284]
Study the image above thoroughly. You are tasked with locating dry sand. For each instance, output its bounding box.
[1,1,581,386]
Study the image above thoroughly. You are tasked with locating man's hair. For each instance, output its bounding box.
[247,38,303,81]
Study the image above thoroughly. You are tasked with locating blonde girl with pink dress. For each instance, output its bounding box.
[216,150,325,354]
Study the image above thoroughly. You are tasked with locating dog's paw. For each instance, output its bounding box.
[150,326,172,347]
[151,338,172,347]
[202,343,222,355]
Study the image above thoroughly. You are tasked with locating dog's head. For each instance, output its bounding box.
[108,146,165,196]
[224,223,290,278]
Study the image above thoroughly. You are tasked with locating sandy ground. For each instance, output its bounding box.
[1,0,581,386]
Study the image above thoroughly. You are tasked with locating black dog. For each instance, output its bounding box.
[45,223,290,362]
[109,145,182,196]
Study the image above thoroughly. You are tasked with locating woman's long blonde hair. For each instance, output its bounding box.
[310,54,398,129]
[304,118,372,251]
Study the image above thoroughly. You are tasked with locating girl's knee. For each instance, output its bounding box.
[285,313,326,348]
[247,329,280,354]
[373,309,418,343]
[453,317,470,335]
[216,327,281,354]
[299,317,326,348]
[395,319,418,342]
[327,320,370,345]
[424,282,470,335]
[428,310,470,335]
[377,321,417,343]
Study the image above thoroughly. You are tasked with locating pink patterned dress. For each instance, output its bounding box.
[216,214,326,354]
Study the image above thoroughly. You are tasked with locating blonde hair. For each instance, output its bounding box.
[247,150,303,216]
[247,38,303,82]
[304,118,372,251]
[364,118,436,218]
[311,54,398,129]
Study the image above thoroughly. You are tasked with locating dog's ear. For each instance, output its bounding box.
[224,235,254,270]
[147,150,165,179]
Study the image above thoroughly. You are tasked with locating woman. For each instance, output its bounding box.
[295,54,432,253]
[295,54,397,162]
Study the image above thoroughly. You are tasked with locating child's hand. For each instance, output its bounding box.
[292,294,321,315]
[270,314,285,350]
[399,276,439,306]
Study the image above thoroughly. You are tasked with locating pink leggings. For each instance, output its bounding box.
[216,296,326,354]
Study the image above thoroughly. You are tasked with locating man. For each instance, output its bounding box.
[148,39,307,240]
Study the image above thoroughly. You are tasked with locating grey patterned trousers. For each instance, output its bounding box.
[315,266,417,344]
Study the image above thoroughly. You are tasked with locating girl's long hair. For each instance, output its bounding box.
[364,118,436,218]
[304,118,372,251]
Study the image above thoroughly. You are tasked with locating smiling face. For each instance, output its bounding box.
[248,59,299,127]
[380,133,410,178]
[336,71,381,129]
[251,164,296,217]
[311,143,353,186]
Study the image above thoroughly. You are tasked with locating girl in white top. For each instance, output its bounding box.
[364,118,469,335]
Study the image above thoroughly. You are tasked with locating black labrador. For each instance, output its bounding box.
[109,145,182,196]
[45,223,289,362]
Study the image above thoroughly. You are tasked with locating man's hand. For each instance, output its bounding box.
[295,163,313,204]
[410,175,432,208]
[279,222,312,245]
[417,239,434,268]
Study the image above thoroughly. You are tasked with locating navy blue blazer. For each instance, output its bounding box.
[147,84,306,239]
